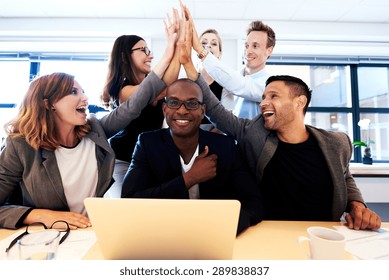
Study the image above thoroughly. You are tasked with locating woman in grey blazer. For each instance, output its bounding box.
[0,20,179,230]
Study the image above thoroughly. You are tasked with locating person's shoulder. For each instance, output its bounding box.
[87,114,102,128]
[199,129,237,147]
[139,128,168,140]
[5,135,27,146]
[247,67,269,79]
[86,115,104,133]
[252,114,264,123]
[200,129,233,139]
[2,135,36,154]
[244,114,266,133]
[88,114,98,122]
[307,125,350,141]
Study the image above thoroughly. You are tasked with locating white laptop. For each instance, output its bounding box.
[84,198,240,260]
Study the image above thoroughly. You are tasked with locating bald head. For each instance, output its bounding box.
[166,78,203,101]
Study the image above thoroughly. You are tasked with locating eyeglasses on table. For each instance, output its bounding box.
[5,220,70,253]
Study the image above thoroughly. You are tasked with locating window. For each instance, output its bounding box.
[306,112,353,134]
[267,63,389,162]
[0,60,30,140]
[358,113,389,161]
[0,57,109,142]
[267,64,352,127]
[268,65,352,108]
[39,60,108,106]
[1,54,389,162]
[356,66,389,161]
[358,67,389,108]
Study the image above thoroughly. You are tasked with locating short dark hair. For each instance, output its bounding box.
[166,78,203,100]
[266,75,312,114]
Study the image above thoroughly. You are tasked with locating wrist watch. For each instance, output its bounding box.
[197,48,209,59]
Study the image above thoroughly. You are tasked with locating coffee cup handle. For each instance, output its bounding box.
[297,236,311,259]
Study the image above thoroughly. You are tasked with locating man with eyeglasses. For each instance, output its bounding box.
[121,78,264,235]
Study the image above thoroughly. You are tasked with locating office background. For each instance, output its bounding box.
[1,0,388,164]
[0,1,388,253]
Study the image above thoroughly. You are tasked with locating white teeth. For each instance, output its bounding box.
[263,111,274,117]
[76,106,87,113]
[176,120,189,123]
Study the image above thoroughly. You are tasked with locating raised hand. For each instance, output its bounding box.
[163,8,180,59]
[176,1,202,79]
[179,1,203,54]
[153,8,180,79]
[164,8,180,42]
[177,19,192,65]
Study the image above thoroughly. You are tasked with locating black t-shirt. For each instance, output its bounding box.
[261,133,333,221]
[109,99,164,162]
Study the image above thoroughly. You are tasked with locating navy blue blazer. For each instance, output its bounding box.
[121,128,264,234]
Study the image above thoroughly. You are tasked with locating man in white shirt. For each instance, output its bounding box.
[193,20,276,119]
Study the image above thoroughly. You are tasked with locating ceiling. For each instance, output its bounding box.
[1,0,388,23]
[1,0,389,57]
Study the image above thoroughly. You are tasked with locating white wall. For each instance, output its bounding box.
[1,18,389,59]
[355,178,389,203]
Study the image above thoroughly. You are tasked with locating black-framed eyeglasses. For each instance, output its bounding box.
[131,46,152,56]
[165,99,203,110]
[5,220,70,253]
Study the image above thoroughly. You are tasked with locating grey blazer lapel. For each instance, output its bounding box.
[307,126,347,218]
[87,131,112,154]
[257,132,278,182]
[41,149,68,206]
[86,132,115,197]
[307,127,343,180]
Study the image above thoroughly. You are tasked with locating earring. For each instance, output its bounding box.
[51,107,56,112]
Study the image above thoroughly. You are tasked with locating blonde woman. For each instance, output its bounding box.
[198,29,233,132]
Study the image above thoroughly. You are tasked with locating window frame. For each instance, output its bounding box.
[1,53,389,162]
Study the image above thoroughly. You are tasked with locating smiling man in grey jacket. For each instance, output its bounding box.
[177,4,380,231]
[193,72,381,231]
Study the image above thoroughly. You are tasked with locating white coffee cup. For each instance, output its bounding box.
[18,229,61,260]
[297,226,346,260]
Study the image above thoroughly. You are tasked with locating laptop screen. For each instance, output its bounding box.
[84,198,241,260]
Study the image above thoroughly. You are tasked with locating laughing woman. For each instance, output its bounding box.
[0,22,178,230]
[101,8,182,197]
